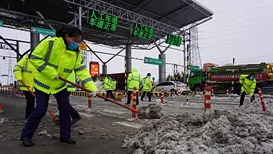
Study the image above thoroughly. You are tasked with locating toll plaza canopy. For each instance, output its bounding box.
[0,0,213,48]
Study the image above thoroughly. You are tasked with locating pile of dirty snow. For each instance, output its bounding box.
[123,109,273,154]
[138,104,162,119]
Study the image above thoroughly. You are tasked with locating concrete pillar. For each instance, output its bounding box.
[159,54,166,83]
[102,64,107,75]
[30,32,40,50]
[125,44,132,73]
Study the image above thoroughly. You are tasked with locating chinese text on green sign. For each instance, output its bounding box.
[132,24,154,40]
[89,10,118,32]
[166,34,182,47]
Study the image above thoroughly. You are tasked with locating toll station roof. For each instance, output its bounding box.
[0,0,213,48]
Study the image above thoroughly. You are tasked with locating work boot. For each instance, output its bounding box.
[21,138,33,147]
[60,138,76,144]
[71,116,81,125]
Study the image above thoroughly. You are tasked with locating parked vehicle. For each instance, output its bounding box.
[155,81,188,95]
[189,63,273,94]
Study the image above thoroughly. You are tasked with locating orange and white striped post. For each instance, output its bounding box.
[161,88,164,105]
[130,87,138,120]
[204,86,211,112]
[88,94,92,108]
[258,88,267,112]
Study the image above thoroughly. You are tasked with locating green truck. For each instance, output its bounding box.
[189,63,273,94]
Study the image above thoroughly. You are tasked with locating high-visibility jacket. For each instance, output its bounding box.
[67,71,76,92]
[29,37,98,94]
[142,76,152,91]
[103,76,112,91]
[13,55,36,91]
[239,75,256,96]
[127,68,141,92]
[111,80,117,91]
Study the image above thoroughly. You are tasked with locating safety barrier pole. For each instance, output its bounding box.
[88,94,92,108]
[258,88,267,112]
[204,86,211,112]
[130,87,138,120]
[161,88,164,105]
[226,89,229,95]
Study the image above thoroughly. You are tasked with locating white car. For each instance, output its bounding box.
[155,81,188,95]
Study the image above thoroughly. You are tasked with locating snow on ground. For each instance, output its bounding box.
[123,96,273,154]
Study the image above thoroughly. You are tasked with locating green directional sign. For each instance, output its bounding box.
[144,57,163,66]
[190,65,200,71]
[0,20,3,27]
[31,27,56,36]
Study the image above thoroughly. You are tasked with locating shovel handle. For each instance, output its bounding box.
[58,76,138,113]
[20,81,36,97]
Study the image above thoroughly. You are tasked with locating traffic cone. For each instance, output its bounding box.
[0,104,4,113]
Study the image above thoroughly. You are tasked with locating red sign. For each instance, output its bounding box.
[209,73,266,81]
[89,61,99,78]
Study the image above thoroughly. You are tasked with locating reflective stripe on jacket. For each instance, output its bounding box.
[127,68,141,92]
[240,75,256,96]
[30,37,98,94]
[13,55,35,91]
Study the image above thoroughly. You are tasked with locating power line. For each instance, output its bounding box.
[199,17,273,35]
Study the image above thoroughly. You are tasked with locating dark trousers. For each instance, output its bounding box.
[240,91,255,106]
[23,91,35,119]
[126,91,139,105]
[68,92,80,120]
[106,90,114,99]
[141,91,152,101]
[21,88,71,140]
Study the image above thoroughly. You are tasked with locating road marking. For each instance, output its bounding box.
[101,109,125,115]
[79,112,93,118]
[115,121,143,129]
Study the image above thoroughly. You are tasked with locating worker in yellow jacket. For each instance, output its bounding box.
[239,73,256,106]
[13,54,36,119]
[103,75,114,99]
[126,68,142,105]
[140,73,152,102]
[20,26,98,147]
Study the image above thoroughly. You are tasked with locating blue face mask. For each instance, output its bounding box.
[68,42,79,50]
[249,76,254,80]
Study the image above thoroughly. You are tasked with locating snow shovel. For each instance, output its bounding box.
[20,81,58,122]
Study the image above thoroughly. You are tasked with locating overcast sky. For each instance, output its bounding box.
[0,0,273,84]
